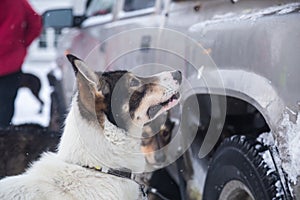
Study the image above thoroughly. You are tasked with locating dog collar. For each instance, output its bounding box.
[83,165,148,199]
[83,165,134,179]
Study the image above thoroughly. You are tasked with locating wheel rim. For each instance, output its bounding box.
[219,180,255,200]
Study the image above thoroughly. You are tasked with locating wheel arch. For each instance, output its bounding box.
[178,69,289,165]
[183,69,285,133]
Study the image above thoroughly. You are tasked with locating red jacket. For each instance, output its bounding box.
[0,0,42,76]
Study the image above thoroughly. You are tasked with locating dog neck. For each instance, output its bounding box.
[57,96,146,173]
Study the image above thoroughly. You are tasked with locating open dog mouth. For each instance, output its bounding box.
[147,92,180,119]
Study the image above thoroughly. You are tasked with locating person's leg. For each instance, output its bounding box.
[0,71,21,128]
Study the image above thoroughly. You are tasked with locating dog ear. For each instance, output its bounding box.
[66,54,109,96]
[66,54,108,122]
[66,54,98,90]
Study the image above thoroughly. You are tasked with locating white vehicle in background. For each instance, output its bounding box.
[44,0,300,199]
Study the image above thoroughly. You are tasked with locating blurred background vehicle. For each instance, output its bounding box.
[2,0,300,199]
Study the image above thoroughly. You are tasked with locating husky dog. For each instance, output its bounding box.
[140,112,177,199]
[141,111,175,168]
[0,54,182,200]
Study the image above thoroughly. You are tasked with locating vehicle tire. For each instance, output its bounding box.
[203,135,285,200]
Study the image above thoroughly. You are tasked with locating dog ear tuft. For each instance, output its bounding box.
[66,54,81,75]
[66,54,98,89]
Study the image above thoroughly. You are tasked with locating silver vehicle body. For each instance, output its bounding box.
[49,0,300,198]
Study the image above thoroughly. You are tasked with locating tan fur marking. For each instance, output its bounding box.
[141,146,156,164]
[141,145,155,154]
[95,91,106,128]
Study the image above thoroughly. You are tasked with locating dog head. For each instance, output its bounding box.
[141,111,175,168]
[67,54,182,132]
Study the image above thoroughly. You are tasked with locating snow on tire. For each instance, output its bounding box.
[203,135,287,200]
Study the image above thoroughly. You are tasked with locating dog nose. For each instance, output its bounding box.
[154,152,166,163]
[172,70,182,84]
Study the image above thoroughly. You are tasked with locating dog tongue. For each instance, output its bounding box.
[148,93,180,119]
[163,98,179,111]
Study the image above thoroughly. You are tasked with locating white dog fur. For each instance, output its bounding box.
[0,55,181,200]
[0,98,144,200]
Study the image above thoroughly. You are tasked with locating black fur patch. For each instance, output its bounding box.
[101,71,131,131]
[129,86,147,119]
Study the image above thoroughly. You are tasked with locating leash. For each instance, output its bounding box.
[83,165,148,199]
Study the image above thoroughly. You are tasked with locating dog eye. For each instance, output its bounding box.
[130,78,140,87]
[162,130,170,138]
